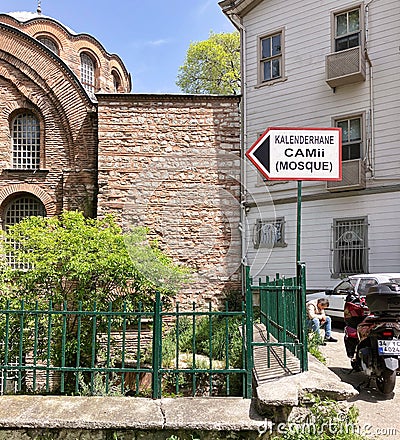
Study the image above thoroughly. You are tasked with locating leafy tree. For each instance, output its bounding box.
[0,211,190,387]
[0,210,190,306]
[176,31,240,95]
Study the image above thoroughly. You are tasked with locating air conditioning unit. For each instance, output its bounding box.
[327,159,366,192]
[326,46,366,88]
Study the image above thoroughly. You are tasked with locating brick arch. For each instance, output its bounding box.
[0,184,56,218]
[0,61,76,167]
[0,22,95,130]
[0,23,98,168]
[0,14,131,92]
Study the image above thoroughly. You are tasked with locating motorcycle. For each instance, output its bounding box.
[344,289,369,359]
[344,283,400,395]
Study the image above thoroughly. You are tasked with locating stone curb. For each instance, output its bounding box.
[0,396,266,432]
[0,355,358,433]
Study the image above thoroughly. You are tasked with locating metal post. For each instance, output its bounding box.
[152,290,162,399]
[296,181,308,370]
[300,263,308,370]
[245,265,254,398]
[296,262,308,371]
[296,181,302,275]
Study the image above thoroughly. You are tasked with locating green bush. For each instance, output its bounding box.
[163,315,243,369]
[276,395,367,440]
[307,332,326,364]
[160,313,244,396]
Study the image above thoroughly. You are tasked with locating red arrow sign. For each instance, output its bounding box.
[246,127,342,181]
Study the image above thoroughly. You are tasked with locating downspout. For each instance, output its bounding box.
[226,12,248,289]
[365,0,375,176]
[365,0,398,181]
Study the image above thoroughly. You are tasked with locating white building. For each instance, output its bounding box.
[220,0,400,291]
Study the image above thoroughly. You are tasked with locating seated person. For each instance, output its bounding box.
[306,298,337,343]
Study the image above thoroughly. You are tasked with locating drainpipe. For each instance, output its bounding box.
[225,12,248,292]
[365,0,376,176]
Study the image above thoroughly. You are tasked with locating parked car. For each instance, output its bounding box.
[306,274,400,320]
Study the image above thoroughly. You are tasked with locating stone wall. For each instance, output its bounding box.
[97,94,242,307]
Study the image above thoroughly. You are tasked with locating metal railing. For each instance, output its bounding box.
[0,293,251,398]
[245,264,308,375]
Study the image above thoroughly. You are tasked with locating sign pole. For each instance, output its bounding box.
[296,181,302,280]
[295,180,307,371]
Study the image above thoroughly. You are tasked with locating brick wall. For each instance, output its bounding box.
[0,22,100,217]
[0,14,130,93]
[97,94,242,306]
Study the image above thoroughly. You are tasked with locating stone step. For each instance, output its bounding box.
[252,324,358,422]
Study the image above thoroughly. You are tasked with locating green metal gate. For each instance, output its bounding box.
[244,263,308,396]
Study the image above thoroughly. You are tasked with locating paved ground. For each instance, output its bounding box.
[321,324,400,439]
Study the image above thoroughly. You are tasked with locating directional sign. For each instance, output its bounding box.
[246,127,342,181]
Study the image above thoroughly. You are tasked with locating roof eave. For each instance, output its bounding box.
[218,0,264,17]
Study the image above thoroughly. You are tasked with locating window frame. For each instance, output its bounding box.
[253,217,287,249]
[10,111,43,170]
[80,52,97,96]
[4,194,46,227]
[333,113,364,161]
[37,36,59,55]
[331,4,364,53]
[3,194,46,269]
[111,69,122,93]
[257,28,285,86]
[331,216,368,278]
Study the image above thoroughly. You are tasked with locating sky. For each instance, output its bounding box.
[2,0,235,93]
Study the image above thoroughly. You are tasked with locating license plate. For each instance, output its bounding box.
[378,339,400,355]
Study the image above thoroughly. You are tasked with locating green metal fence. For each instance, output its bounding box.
[245,264,308,374]
[0,293,251,398]
[0,267,307,399]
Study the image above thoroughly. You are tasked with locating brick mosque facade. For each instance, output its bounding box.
[0,11,241,305]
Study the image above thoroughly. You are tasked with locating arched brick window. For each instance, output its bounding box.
[3,194,46,268]
[80,53,96,95]
[11,113,40,170]
[4,194,46,226]
[112,70,122,92]
[37,36,59,55]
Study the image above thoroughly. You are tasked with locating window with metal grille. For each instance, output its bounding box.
[12,114,40,169]
[4,195,46,268]
[335,7,361,52]
[80,53,95,95]
[37,36,59,55]
[335,116,362,161]
[253,218,286,248]
[259,31,282,83]
[331,218,368,276]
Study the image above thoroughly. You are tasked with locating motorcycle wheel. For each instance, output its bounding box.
[376,367,396,394]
